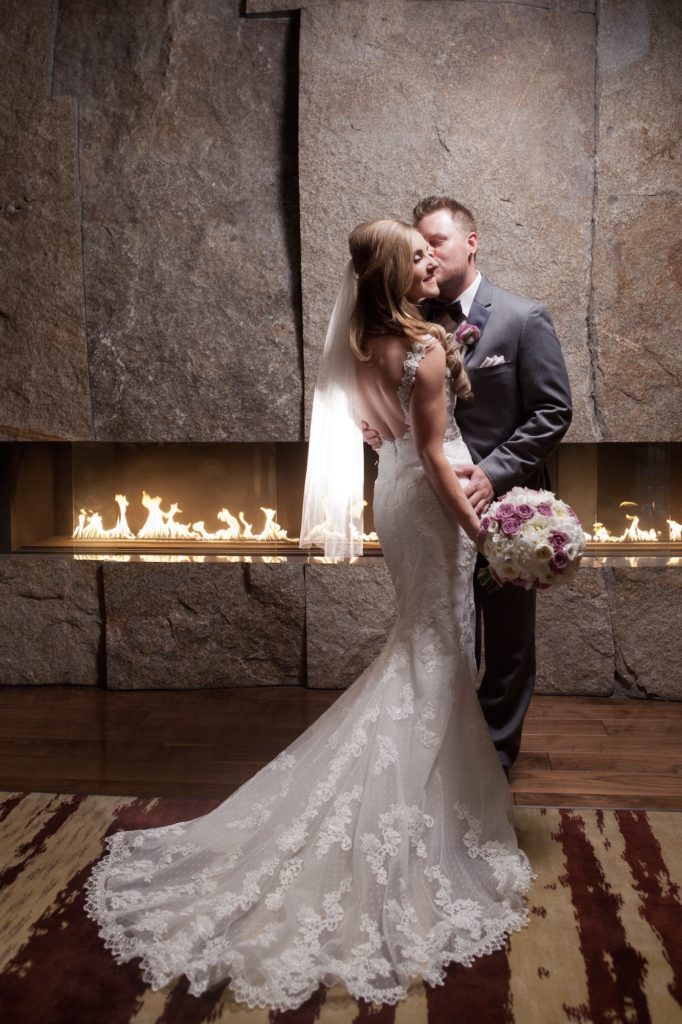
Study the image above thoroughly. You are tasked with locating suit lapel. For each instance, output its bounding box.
[463,276,493,365]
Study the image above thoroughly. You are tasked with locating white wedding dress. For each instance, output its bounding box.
[86,342,534,1011]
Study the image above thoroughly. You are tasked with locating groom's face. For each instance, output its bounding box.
[416,210,477,295]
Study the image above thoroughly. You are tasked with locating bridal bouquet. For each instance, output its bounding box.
[478,486,585,590]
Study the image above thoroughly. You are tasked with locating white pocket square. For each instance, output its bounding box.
[479,355,506,368]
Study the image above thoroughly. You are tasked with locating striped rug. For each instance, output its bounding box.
[0,793,681,1024]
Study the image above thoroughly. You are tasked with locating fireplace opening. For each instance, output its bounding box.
[0,442,680,559]
[0,442,381,558]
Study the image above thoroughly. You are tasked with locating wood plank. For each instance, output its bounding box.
[521,719,607,735]
[526,699,682,719]
[601,720,682,737]
[514,791,682,810]
[575,695,682,709]
[512,771,682,810]
[549,753,682,775]
[520,733,682,754]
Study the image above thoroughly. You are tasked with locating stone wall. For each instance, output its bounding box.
[0,557,679,699]
[0,1,92,441]
[2,0,680,442]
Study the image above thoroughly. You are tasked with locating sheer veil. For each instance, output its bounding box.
[299,259,365,559]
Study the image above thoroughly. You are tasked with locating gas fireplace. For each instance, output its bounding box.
[0,442,680,559]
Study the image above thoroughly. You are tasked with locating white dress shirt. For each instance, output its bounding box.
[455,271,482,319]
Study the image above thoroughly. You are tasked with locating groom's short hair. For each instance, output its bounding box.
[412,196,476,234]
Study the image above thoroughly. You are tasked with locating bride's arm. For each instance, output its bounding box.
[410,345,480,545]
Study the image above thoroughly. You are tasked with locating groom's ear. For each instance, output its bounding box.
[467,232,478,260]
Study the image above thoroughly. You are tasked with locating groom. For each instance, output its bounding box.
[366,196,572,775]
[416,195,572,774]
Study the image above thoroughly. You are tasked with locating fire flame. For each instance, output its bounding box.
[72,493,380,546]
[585,515,681,543]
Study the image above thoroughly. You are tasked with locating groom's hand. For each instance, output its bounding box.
[362,420,383,451]
[456,464,494,514]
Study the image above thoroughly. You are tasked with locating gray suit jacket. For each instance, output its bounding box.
[454,275,572,495]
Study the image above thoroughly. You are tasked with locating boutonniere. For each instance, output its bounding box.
[454,321,481,348]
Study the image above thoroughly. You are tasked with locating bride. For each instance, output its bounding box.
[86,218,533,1011]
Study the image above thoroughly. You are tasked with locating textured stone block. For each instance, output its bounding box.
[305,560,396,688]
[0,559,102,685]
[598,0,680,199]
[535,566,615,696]
[53,0,302,442]
[297,0,597,440]
[0,1,92,441]
[104,561,305,689]
[591,0,682,442]
[591,195,681,440]
[607,566,682,700]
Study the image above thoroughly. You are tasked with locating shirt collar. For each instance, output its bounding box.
[455,271,482,318]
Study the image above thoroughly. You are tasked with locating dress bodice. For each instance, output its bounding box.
[397,341,462,444]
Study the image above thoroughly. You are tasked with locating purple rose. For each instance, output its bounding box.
[500,515,522,536]
[537,502,553,516]
[549,530,568,550]
[495,502,516,520]
[454,321,481,347]
[516,504,535,521]
[479,516,491,539]
[550,551,569,571]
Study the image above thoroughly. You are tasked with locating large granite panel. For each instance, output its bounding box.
[0,0,92,440]
[591,0,682,440]
[297,0,596,440]
[305,560,396,688]
[591,195,681,440]
[0,559,102,685]
[535,567,615,696]
[104,562,305,689]
[598,0,680,198]
[607,566,682,700]
[589,0,679,440]
[53,0,302,442]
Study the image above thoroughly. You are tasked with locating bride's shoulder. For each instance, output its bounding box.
[410,339,446,388]
[363,333,411,366]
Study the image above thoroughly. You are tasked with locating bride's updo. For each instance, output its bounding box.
[348,219,472,400]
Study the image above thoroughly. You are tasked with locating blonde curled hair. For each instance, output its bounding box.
[348,219,472,400]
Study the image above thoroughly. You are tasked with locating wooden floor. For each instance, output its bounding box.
[0,686,681,810]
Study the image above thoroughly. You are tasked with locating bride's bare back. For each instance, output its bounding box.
[354,335,417,441]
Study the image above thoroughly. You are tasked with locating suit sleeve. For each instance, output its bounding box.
[477,303,572,495]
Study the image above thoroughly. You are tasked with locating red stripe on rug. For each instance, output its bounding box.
[0,795,224,1024]
[558,809,651,1024]
[0,860,150,1024]
[0,792,25,823]
[101,795,223,836]
[0,793,82,889]
[352,997,396,1022]
[156,977,229,1023]
[616,810,682,1006]
[425,947,512,1023]
[270,984,328,1023]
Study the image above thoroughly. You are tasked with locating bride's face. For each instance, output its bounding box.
[405,230,440,302]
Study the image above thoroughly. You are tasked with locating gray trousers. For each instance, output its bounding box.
[473,553,536,768]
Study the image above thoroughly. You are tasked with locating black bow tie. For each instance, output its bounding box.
[422,298,464,324]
